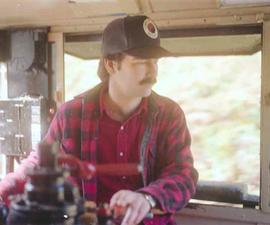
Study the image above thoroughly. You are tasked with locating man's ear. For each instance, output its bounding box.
[104,58,117,75]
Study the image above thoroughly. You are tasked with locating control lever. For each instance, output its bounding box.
[58,154,143,179]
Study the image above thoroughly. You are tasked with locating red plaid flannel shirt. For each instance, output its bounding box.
[0,83,198,224]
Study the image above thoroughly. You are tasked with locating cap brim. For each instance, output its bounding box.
[124,46,175,59]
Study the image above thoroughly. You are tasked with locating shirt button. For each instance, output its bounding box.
[120,126,124,130]
[119,152,124,157]
[122,176,126,180]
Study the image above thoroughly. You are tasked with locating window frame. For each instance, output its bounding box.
[260,19,270,213]
[58,21,270,213]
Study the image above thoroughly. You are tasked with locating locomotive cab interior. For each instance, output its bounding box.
[0,1,270,225]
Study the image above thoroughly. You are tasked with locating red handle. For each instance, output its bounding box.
[58,154,142,179]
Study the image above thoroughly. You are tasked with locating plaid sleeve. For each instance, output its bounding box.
[0,151,38,205]
[0,105,65,205]
[138,103,198,213]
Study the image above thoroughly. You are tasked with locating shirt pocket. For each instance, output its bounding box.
[61,138,79,155]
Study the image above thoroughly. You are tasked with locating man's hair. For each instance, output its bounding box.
[97,53,125,82]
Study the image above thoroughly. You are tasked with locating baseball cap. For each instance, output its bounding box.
[101,15,173,58]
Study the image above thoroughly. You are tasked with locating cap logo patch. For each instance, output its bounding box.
[143,18,158,39]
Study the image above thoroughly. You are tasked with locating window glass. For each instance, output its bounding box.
[156,53,260,196]
[64,54,100,101]
[65,52,261,195]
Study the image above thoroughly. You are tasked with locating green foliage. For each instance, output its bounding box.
[155,53,261,195]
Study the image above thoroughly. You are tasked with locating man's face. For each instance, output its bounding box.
[110,54,158,99]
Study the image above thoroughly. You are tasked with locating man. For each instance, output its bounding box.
[0,15,198,225]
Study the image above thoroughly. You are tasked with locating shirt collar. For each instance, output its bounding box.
[99,86,148,118]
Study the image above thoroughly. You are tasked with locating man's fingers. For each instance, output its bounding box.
[110,190,127,207]
[121,206,132,225]
[110,190,133,208]
[110,190,151,225]
[113,205,127,218]
[135,206,148,224]
[121,206,138,225]
[121,199,146,225]
[132,203,146,225]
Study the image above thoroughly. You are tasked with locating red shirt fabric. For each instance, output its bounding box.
[97,89,146,204]
[0,83,198,225]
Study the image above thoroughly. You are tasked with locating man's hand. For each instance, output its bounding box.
[110,190,151,225]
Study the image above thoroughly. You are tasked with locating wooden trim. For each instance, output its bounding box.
[136,0,153,14]
[0,4,270,31]
[48,32,65,105]
[5,156,15,173]
[64,24,261,43]
[177,203,270,224]
[260,20,270,213]
[116,0,141,14]
[50,14,265,33]
[155,14,263,30]
[149,6,270,20]
[160,24,262,37]
[65,33,101,42]
[49,6,270,33]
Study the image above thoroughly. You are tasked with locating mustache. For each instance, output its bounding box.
[139,77,157,85]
